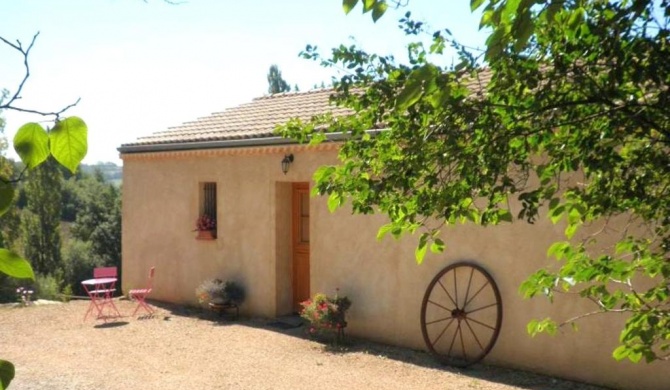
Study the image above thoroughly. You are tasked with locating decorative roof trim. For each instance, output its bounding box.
[120,142,340,161]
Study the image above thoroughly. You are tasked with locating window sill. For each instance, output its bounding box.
[196,230,217,240]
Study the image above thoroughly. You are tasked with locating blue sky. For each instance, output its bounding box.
[0,0,487,165]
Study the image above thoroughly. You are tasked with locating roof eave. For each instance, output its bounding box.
[117,132,371,155]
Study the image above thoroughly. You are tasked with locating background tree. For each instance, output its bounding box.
[21,157,63,276]
[267,64,291,94]
[280,0,670,363]
[70,171,121,267]
[0,91,23,304]
[0,90,20,251]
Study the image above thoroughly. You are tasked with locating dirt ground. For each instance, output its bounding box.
[0,299,608,390]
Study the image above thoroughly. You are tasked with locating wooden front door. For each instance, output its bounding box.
[292,183,310,312]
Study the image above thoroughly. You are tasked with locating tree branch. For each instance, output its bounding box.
[559,308,634,328]
[0,32,81,120]
[0,32,39,110]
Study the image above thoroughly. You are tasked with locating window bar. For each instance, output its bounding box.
[204,183,216,217]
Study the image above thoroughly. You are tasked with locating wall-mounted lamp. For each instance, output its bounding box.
[281,154,294,175]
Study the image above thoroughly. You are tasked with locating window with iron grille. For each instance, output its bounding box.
[196,182,217,235]
[202,182,217,217]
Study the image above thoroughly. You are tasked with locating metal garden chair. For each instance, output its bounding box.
[129,267,155,316]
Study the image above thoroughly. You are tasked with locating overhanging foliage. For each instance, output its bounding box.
[278,0,669,363]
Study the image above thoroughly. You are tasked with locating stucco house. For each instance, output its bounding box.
[118,89,669,390]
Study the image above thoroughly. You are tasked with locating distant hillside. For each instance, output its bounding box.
[80,162,122,185]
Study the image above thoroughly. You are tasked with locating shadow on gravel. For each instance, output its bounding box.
[94,321,129,329]
[147,299,608,390]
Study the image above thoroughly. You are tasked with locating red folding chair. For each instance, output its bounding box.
[94,266,117,280]
[129,267,155,316]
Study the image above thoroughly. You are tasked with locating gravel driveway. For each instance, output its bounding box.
[0,299,607,390]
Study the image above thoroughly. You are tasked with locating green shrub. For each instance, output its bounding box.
[34,274,62,301]
[60,284,73,302]
[63,239,101,296]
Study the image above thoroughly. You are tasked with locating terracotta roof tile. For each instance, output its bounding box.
[124,89,352,146]
[123,68,492,148]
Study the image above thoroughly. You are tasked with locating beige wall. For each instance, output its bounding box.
[121,146,669,390]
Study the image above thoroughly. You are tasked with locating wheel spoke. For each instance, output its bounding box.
[459,323,467,361]
[453,269,459,307]
[464,318,485,351]
[438,279,457,307]
[463,280,490,309]
[428,299,453,312]
[426,315,453,326]
[463,267,474,310]
[447,321,460,357]
[467,316,496,331]
[432,318,455,346]
[465,302,498,315]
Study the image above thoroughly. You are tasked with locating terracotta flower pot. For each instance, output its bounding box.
[196,229,217,240]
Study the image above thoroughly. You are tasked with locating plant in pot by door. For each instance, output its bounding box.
[300,289,351,344]
[194,214,216,240]
[195,278,245,311]
[196,278,225,306]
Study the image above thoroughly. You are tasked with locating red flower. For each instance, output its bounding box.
[195,214,216,231]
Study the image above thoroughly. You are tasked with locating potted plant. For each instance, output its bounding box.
[195,278,226,305]
[194,214,217,239]
[195,278,245,319]
[300,289,351,344]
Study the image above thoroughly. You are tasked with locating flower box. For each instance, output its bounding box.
[194,214,217,240]
[196,229,217,240]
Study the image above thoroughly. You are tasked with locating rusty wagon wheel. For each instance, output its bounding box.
[420,261,502,368]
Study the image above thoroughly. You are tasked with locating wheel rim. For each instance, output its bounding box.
[420,261,503,368]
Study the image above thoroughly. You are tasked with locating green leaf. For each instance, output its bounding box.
[50,116,88,174]
[343,0,359,14]
[327,193,342,213]
[529,318,558,336]
[0,249,35,280]
[565,223,579,239]
[498,209,513,222]
[615,239,633,255]
[430,238,445,253]
[628,350,643,363]
[396,79,423,111]
[0,360,15,390]
[547,241,569,259]
[471,0,485,12]
[415,233,429,264]
[371,1,388,22]
[313,165,336,183]
[376,223,393,240]
[415,242,428,264]
[527,319,539,336]
[362,0,375,13]
[549,204,565,224]
[513,11,534,52]
[485,27,505,61]
[396,65,437,111]
[13,122,49,169]
[0,182,13,217]
[612,345,629,361]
